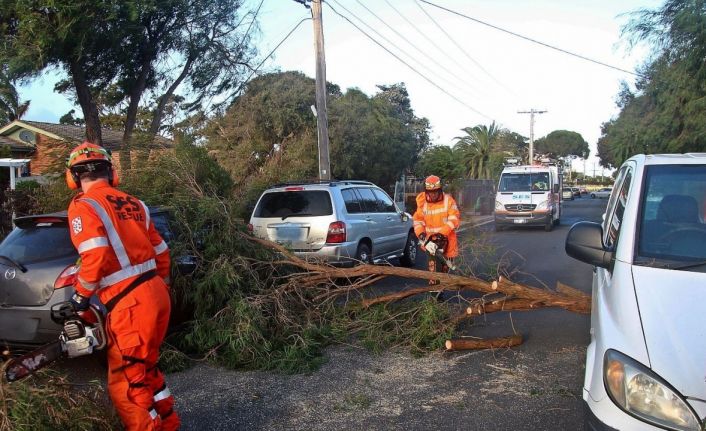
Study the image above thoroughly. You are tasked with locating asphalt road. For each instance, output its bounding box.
[169,196,608,430]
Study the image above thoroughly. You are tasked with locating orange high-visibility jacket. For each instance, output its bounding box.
[413,192,461,257]
[67,182,170,303]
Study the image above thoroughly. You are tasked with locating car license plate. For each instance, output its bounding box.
[513,219,526,224]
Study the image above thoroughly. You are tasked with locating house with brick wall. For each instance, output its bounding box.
[0,120,173,177]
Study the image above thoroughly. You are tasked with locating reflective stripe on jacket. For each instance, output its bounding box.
[68,182,170,301]
[412,192,461,257]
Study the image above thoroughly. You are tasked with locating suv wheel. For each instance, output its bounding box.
[400,232,418,267]
[355,243,372,265]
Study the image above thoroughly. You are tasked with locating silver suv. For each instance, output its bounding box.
[249,180,417,267]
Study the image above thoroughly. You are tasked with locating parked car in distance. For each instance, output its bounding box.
[249,180,417,267]
[562,188,574,201]
[579,186,588,195]
[571,187,581,197]
[566,153,706,430]
[0,208,191,348]
[590,187,612,199]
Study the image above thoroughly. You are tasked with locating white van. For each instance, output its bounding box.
[566,154,706,430]
[493,164,562,231]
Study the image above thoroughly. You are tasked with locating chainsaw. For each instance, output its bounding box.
[4,302,106,382]
[422,235,457,271]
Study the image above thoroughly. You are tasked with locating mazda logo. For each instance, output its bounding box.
[4,268,16,280]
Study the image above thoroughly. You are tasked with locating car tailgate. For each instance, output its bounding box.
[0,255,77,306]
[254,216,332,251]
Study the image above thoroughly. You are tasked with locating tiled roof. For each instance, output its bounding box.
[0,135,33,152]
[21,121,173,151]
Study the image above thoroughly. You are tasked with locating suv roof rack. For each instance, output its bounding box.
[270,179,374,188]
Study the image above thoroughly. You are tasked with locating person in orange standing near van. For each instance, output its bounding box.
[65,142,179,430]
[413,175,461,287]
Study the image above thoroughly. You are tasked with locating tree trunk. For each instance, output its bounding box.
[121,51,155,171]
[69,60,102,145]
[445,335,523,351]
[149,55,195,137]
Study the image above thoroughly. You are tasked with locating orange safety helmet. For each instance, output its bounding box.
[424,175,442,191]
[65,142,119,190]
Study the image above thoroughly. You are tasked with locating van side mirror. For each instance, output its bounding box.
[565,222,613,269]
[553,184,559,194]
[400,212,409,222]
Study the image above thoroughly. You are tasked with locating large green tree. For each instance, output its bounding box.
[207,72,430,204]
[535,130,589,159]
[453,121,501,179]
[414,145,464,183]
[598,0,706,168]
[0,71,29,124]
[0,0,257,167]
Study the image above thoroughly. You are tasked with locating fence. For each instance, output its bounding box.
[400,177,496,215]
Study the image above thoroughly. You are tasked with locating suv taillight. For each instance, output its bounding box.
[326,221,346,244]
[54,264,79,290]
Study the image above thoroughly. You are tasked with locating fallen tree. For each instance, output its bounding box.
[244,234,591,352]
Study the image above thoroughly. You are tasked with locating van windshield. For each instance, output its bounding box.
[637,165,706,267]
[255,190,333,219]
[499,172,550,192]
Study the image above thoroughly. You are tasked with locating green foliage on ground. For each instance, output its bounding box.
[0,369,121,431]
[338,300,454,357]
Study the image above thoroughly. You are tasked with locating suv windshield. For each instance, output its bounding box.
[0,223,76,264]
[255,190,333,219]
[499,172,550,192]
[637,165,706,266]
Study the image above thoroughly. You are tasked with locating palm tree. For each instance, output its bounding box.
[453,121,501,179]
[0,73,30,124]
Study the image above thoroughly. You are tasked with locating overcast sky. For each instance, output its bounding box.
[19,0,662,174]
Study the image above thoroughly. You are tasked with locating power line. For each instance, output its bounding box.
[329,0,483,102]
[354,0,485,97]
[203,16,312,117]
[325,0,493,120]
[419,0,641,77]
[382,0,490,96]
[413,0,517,97]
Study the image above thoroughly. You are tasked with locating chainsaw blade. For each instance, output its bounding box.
[4,341,63,382]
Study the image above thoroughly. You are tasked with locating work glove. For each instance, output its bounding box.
[70,292,91,312]
[424,240,438,255]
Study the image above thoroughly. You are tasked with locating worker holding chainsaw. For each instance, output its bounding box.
[65,142,179,430]
[413,175,461,292]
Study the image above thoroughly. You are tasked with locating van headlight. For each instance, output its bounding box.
[604,350,700,431]
[495,201,504,210]
[535,200,547,210]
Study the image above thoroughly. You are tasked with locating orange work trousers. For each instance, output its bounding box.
[105,277,180,430]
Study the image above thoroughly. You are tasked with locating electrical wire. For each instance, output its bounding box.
[329,0,483,102]
[382,0,491,95]
[353,0,486,97]
[413,0,517,96]
[325,0,493,120]
[418,0,641,77]
[202,16,312,117]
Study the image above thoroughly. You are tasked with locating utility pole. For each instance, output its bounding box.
[311,0,331,180]
[518,109,547,165]
[292,0,330,180]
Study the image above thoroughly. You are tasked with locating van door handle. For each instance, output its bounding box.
[365,217,372,222]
